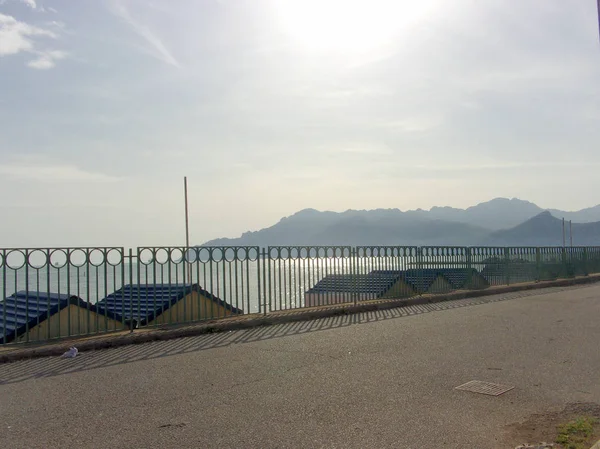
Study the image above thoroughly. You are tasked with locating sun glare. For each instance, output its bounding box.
[273,0,435,53]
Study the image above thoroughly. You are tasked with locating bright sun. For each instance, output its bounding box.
[273,0,436,53]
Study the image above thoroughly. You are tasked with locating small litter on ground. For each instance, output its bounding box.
[61,347,78,358]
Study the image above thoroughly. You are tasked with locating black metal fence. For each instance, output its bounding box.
[2,245,599,344]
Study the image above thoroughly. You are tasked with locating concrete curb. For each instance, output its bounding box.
[2,274,600,364]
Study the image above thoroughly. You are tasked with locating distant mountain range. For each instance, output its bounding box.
[486,211,600,246]
[201,198,600,247]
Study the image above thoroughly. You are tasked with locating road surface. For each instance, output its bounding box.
[1,284,600,448]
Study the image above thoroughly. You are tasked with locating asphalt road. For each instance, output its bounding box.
[1,285,599,449]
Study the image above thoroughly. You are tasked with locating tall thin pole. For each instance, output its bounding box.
[570,220,573,247]
[184,176,190,248]
[562,218,566,248]
[184,177,190,284]
[597,0,600,43]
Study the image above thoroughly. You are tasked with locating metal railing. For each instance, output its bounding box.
[2,245,599,345]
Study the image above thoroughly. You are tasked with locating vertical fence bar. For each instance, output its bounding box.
[288,248,293,308]
[222,251,227,320]
[33,262,40,341]
[267,248,272,313]
[283,249,289,309]
[314,250,319,308]
[182,252,188,322]
[417,247,423,295]
[352,247,357,307]
[1,249,5,344]
[207,250,214,320]
[128,248,134,332]
[79,249,86,338]
[310,247,315,307]
[504,248,510,285]
[23,250,30,343]
[259,247,266,315]
[465,247,472,289]
[101,250,108,333]
[247,248,252,314]
[233,250,239,315]
[535,247,541,282]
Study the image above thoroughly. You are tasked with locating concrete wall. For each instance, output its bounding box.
[17,305,124,343]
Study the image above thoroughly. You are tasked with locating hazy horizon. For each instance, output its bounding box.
[283,197,600,215]
[2,0,600,248]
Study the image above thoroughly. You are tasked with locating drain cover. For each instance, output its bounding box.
[455,380,514,396]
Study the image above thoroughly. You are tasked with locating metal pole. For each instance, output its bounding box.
[597,0,600,43]
[570,220,573,247]
[184,177,191,285]
[184,177,190,249]
[562,218,565,248]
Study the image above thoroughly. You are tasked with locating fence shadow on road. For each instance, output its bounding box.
[0,286,573,385]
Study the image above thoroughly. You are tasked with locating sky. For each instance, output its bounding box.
[1,0,600,248]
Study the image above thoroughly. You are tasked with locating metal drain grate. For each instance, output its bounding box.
[455,380,514,396]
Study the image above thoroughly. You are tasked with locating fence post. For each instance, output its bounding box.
[262,248,268,315]
[352,247,357,307]
[267,247,272,313]
[504,248,510,286]
[182,249,187,320]
[24,249,30,343]
[417,247,423,295]
[583,247,588,276]
[1,249,5,344]
[535,247,541,282]
[256,247,262,315]
[465,247,472,289]
[136,249,142,327]
[128,248,134,332]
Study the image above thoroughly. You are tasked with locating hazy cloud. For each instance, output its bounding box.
[0,0,38,9]
[108,0,180,67]
[20,0,36,9]
[0,12,66,68]
[0,12,54,55]
[27,49,66,69]
[0,164,121,183]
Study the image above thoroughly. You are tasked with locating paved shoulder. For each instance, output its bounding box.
[1,284,600,448]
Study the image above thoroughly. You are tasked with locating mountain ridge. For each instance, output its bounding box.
[201,198,600,247]
[486,211,600,246]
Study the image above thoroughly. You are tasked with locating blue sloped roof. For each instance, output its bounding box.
[308,272,406,296]
[369,270,442,291]
[410,268,487,289]
[308,268,489,298]
[0,291,91,344]
[307,273,401,296]
[94,284,243,326]
[481,262,537,278]
[371,268,486,291]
